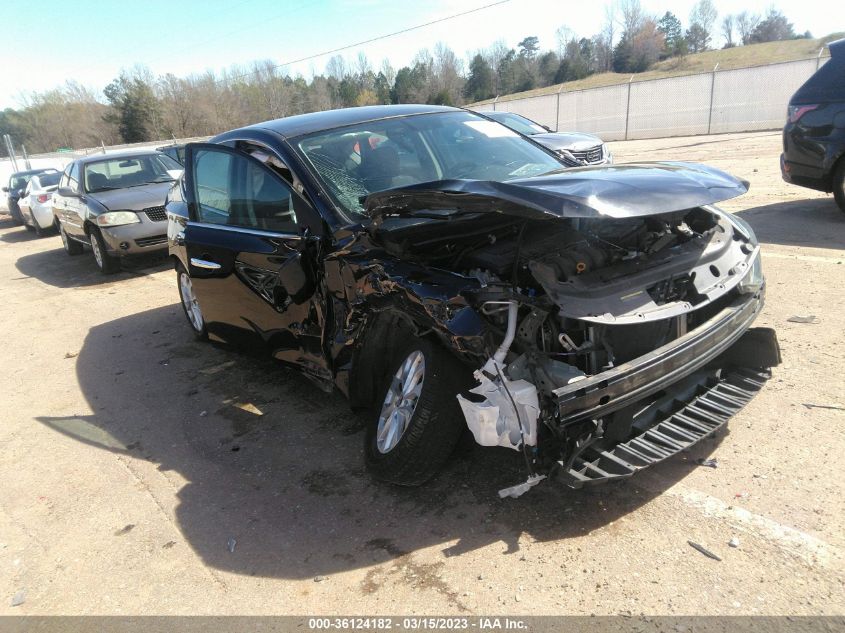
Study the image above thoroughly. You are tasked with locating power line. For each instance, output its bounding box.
[214,0,515,86]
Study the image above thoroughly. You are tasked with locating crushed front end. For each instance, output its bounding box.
[366,164,781,495]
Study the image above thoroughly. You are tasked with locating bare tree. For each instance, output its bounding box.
[721,14,735,47]
[325,55,348,81]
[555,25,576,58]
[618,0,644,36]
[736,11,761,45]
[689,0,718,50]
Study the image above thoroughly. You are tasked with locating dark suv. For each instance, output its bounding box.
[781,37,845,212]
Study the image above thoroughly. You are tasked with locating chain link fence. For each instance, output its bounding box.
[472,55,831,141]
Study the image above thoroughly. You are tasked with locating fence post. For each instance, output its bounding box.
[817,47,824,70]
[493,95,499,111]
[624,75,634,141]
[21,144,31,170]
[555,85,564,132]
[707,63,719,135]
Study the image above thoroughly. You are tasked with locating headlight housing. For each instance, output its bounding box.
[738,251,764,294]
[96,211,140,227]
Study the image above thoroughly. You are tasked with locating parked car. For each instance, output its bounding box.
[18,171,62,236]
[157,144,185,165]
[167,104,779,493]
[53,150,183,273]
[3,167,59,225]
[481,110,612,167]
[781,37,845,213]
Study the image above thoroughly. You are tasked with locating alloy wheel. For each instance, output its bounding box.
[376,350,426,454]
[90,233,103,269]
[179,271,204,333]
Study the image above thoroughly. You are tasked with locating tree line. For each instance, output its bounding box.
[0,1,809,155]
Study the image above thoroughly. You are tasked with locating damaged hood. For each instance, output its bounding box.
[366,162,749,221]
[90,181,173,212]
[529,131,604,152]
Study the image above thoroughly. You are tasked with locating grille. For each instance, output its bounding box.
[559,145,604,166]
[135,235,167,248]
[144,206,167,222]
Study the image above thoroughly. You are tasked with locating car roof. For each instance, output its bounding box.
[11,167,57,177]
[74,149,166,166]
[236,104,461,139]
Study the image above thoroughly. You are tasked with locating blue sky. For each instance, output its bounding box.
[1,0,836,109]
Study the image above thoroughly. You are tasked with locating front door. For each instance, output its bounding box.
[61,162,86,239]
[182,143,329,380]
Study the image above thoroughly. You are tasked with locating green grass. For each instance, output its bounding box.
[473,33,844,105]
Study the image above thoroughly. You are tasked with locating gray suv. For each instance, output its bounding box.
[53,150,182,273]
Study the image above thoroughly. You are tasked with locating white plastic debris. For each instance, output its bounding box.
[498,474,547,499]
[457,300,540,451]
[227,537,237,553]
[457,367,539,450]
[729,537,741,548]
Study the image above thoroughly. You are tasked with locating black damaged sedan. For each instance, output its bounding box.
[166,105,780,496]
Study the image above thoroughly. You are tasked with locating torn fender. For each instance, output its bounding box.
[365,162,749,222]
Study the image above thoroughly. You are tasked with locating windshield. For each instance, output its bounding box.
[83,153,182,193]
[39,172,61,188]
[294,110,563,219]
[486,112,547,135]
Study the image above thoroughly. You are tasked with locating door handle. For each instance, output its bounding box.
[190,257,221,270]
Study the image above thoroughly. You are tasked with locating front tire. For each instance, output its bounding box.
[89,228,119,274]
[177,263,208,340]
[59,223,84,255]
[833,160,845,214]
[364,334,467,486]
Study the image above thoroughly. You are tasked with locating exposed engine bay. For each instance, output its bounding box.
[370,195,776,496]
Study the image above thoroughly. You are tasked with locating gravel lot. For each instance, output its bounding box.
[1,131,843,616]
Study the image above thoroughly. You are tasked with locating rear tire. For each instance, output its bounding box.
[833,160,845,214]
[59,223,84,255]
[89,228,119,274]
[33,221,47,237]
[364,333,467,486]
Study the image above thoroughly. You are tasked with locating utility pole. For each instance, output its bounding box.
[3,135,19,172]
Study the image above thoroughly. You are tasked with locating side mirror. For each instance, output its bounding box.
[543,125,553,132]
[57,186,78,197]
[1,186,8,192]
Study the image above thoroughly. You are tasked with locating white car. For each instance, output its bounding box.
[18,171,61,236]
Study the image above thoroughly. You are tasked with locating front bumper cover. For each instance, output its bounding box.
[100,216,168,256]
[553,291,768,424]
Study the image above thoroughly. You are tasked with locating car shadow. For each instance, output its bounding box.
[737,197,844,249]
[0,225,41,243]
[15,247,171,288]
[35,303,727,581]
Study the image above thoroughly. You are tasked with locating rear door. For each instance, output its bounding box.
[182,143,329,378]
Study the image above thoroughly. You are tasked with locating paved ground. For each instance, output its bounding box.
[1,131,843,615]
